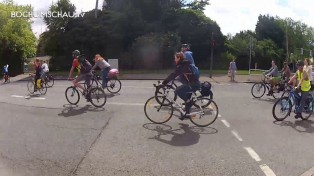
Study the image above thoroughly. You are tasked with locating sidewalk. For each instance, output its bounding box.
[3,73,262,84]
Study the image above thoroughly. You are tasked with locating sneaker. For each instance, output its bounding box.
[82,90,87,96]
[179,112,190,120]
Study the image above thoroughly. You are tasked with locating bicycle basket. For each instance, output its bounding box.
[108,68,119,79]
[200,81,212,97]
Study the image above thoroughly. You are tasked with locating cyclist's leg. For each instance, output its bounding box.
[73,74,86,91]
[175,85,193,117]
[85,73,92,100]
[297,91,309,117]
[34,74,41,91]
[101,67,110,89]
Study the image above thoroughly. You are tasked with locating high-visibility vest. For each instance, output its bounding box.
[297,70,311,91]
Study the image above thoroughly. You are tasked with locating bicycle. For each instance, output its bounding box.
[65,79,107,108]
[144,84,219,127]
[91,69,121,94]
[27,74,47,95]
[272,88,314,121]
[251,74,285,99]
[42,73,54,87]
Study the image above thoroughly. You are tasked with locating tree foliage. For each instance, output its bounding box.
[0,0,36,75]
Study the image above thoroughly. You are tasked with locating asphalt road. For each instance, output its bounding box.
[0,80,313,176]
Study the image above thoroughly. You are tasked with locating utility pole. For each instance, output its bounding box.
[285,21,289,61]
[209,32,214,78]
[95,0,99,18]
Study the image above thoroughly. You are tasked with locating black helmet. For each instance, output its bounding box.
[181,44,190,50]
[72,50,80,57]
[296,60,304,66]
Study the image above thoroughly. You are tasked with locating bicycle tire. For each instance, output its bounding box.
[38,82,47,95]
[272,97,292,121]
[251,83,266,98]
[301,94,313,120]
[190,98,219,127]
[193,96,211,108]
[89,87,107,108]
[65,86,80,105]
[46,75,54,87]
[106,78,121,93]
[27,80,35,94]
[144,96,173,124]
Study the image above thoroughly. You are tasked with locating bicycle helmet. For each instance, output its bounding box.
[72,50,80,57]
[181,44,190,50]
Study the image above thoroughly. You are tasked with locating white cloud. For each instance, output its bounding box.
[204,0,314,35]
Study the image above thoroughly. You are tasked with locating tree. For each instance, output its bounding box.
[0,0,36,75]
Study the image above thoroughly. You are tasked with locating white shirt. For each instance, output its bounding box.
[42,63,49,72]
[304,65,313,81]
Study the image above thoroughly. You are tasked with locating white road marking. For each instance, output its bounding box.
[231,130,243,141]
[107,102,144,106]
[259,164,276,176]
[300,165,314,176]
[11,95,46,100]
[221,119,230,128]
[244,147,261,162]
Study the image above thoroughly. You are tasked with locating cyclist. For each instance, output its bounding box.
[288,60,311,119]
[91,54,111,89]
[68,50,93,101]
[181,44,195,65]
[161,52,200,120]
[2,64,9,82]
[280,61,291,82]
[40,60,49,80]
[265,60,280,95]
[33,59,42,91]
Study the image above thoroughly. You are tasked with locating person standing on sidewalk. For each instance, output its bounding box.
[229,58,237,82]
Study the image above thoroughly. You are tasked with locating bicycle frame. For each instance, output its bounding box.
[156,85,205,117]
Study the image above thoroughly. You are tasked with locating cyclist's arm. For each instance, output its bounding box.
[162,66,182,85]
[288,74,297,85]
[68,66,75,79]
[297,71,309,88]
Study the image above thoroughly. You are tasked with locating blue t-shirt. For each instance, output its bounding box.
[184,51,195,65]
[3,66,8,73]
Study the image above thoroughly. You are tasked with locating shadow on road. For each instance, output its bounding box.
[252,97,277,103]
[143,123,217,147]
[273,119,314,133]
[58,104,105,117]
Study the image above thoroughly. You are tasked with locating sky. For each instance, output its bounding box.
[12,0,314,37]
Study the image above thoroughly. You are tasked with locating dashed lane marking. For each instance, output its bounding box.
[221,119,230,128]
[259,164,276,176]
[244,147,261,162]
[231,130,243,142]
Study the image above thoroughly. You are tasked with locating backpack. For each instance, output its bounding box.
[200,81,213,99]
[189,64,200,80]
[78,55,92,73]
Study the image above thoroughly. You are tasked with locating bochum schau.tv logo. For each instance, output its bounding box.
[10,11,85,18]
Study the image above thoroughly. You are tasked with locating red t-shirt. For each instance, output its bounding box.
[72,58,81,73]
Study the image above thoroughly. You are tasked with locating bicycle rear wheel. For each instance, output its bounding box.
[272,97,292,121]
[251,83,266,98]
[46,75,54,87]
[301,94,313,120]
[27,80,35,94]
[65,86,80,105]
[90,87,107,108]
[190,98,219,127]
[144,96,173,124]
[106,78,121,93]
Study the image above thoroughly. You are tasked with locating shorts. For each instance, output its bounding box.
[75,73,92,83]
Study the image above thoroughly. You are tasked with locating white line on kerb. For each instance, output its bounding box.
[244,147,261,162]
[231,130,243,141]
[259,164,276,176]
[221,119,230,128]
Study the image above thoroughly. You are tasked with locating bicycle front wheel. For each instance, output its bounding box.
[27,80,35,94]
[144,96,173,124]
[301,94,313,120]
[272,97,292,121]
[154,86,177,106]
[106,78,121,93]
[190,98,219,127]
[90,87,107,108]
[251,83,266,98]
[39,82,47,95]
[65,86,80,105]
